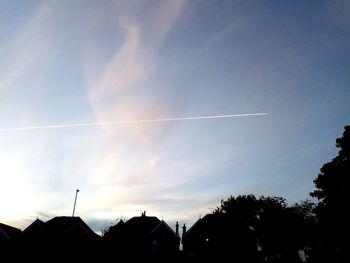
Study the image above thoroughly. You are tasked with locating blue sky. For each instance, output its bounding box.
[0,0,349,232]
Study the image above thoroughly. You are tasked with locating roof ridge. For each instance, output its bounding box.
[22,218,47,235]
[184,218,203,236]
[150,220,177,235]
[0,228,10,239]
[66,221,90,235]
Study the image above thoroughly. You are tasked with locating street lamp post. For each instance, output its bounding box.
[72,189,79,217]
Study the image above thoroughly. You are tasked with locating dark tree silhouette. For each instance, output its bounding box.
[286,200,317,260]
[311,125,350,206]
[310,125,350,259]
[215,195,317,262]
[215,194,259,226]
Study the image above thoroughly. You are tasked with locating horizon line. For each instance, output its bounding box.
[0,113,268,131]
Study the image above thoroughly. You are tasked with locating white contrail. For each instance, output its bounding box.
[0,113,268,131]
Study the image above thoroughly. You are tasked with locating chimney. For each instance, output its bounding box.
[182,224,187,245]
[142,211,146,217]
[175,221,179,236]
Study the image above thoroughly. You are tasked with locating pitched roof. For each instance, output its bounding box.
[151,220,177,236]
[45,216,100,239]
[108,215,179,238]
[0,223,22,241]
[103,219,125,239]
[21,217,100,241]
[124,216,161,234]
[150,220,180,243]
[20,219,48,241]
[184,213,254,241]
[184,218,203,236]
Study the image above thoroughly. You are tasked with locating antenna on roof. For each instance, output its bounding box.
[72,189,79,217]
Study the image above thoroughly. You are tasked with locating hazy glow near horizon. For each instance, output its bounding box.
[0,0,349,232]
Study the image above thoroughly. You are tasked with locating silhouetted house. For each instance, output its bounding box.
[45,216,100,241]
[0,223,22,259]
[104,212,180,256]
[20,219,47,241]
[20,216,100,242]
[182,213,257,260]
[103,219,125,241]
[18,216,101,260]
[0,223,21,242]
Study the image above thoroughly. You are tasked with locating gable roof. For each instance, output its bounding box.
[150,220,180,243]
[105,215,179,241]
[124,216,161,234]
[20,219,47,241]
[45,216,100,240]
[21,217,100,241]
[184,213,254,243]
[184,217,203,237]
[103,219,125,240]
[0,223,22,241]
[151,220,177,236]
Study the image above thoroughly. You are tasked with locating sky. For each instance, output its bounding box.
[0,0,349,233]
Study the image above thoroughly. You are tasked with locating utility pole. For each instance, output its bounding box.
[72,189,79,217]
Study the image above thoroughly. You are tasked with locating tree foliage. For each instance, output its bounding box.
[310,125,350,250]
[311,125,350,206]
[215,194,316,257]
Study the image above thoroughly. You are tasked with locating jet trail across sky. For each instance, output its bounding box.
[0,113,268,131]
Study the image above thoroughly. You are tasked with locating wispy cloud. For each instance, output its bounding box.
[199,18,252,54]
[147,0,185,45]
[87,18,160,145]
[0,2,54,91]
[89,18,147,103]
[75,140,236,224]
[87,0,186,145]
